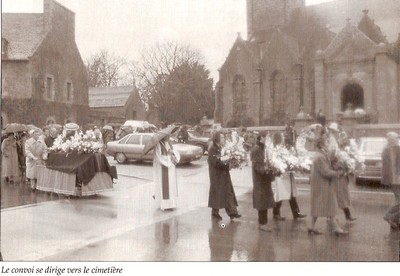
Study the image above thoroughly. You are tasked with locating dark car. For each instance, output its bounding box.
[106,133,203,165]
[185,130,210,154]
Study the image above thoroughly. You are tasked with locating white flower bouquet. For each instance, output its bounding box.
[265,141,312,175]
[49,131,104,155]
[220,131,248,169]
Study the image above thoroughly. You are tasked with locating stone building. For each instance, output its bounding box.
[216,0,400,126]
[1,0,89,127]
[89,86,158,126]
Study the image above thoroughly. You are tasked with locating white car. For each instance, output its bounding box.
[106,133,203,165]
[354,137,388,184]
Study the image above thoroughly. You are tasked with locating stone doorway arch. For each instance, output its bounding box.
[341,82,364,111]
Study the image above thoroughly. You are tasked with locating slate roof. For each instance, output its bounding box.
[89,86,139,108]
[307,0,400,42]
[2,13,47,60]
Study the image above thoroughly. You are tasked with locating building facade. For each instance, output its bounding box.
[89,86,159,126]
[1,0,89,127]
[216,0,400,126]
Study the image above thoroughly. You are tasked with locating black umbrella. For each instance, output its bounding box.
[141,125,179,157]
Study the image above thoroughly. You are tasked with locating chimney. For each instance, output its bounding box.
[43,0,76,40]
[43,0,54,33]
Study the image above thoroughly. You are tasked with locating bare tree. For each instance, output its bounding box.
[86,50,126,87]
[135,41,211,123]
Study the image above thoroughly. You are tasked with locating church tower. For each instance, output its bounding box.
[246,0,305,38]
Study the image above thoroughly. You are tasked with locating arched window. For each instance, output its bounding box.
[271,70,287,117]
[232,75,247,119]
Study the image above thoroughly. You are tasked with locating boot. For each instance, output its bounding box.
[273,201,285,220]
[343,208,356,221]
[290,197,306,219]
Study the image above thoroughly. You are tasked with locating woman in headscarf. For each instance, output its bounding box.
[25,129,47,191]
[1,133,20,183]
[308,130,348,235]
[207,131,241,220]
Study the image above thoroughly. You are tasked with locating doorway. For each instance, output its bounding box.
[341,82,364,111]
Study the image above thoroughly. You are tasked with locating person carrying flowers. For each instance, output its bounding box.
[308,130,348,235]
[331,129,357,222]
[208,131,241,220]
[250,131,276,232]
[270,132,307,221]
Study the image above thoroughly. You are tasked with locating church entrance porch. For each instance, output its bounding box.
[341,82,364,111]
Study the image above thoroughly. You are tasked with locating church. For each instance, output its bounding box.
[215,0,400,127]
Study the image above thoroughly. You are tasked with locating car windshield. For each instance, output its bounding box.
[362,140,387,155]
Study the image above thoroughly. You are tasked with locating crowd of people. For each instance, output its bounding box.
[1,122,105,191]
[205,121,399,234]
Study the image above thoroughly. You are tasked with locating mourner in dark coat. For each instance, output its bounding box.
[208,131,241,220]
[250,131,275,231]
[381,132,400,230]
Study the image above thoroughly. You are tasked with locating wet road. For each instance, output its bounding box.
[44,191,399,261]
[1,156,398,261]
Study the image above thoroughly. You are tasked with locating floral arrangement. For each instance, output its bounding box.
[49,130,104,154]
[265,143,310,175]
[220,131,248,169]
[333,149,356,174]
[332,140,364,175]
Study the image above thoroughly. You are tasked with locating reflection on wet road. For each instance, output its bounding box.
[45,191,399,261]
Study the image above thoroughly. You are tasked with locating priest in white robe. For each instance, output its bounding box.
[153,136,180,210]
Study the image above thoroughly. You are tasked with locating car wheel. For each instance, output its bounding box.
[115,153,127,164]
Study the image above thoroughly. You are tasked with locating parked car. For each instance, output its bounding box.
[172,130,209,154]
[106,133,203,165]
[354,137,388,184]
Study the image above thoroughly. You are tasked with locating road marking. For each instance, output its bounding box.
[117,173,152,181]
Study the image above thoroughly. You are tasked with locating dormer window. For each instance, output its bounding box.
[2,38,8,58]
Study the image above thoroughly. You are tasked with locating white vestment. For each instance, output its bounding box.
[272,172,298,202]
[153,141,180,210]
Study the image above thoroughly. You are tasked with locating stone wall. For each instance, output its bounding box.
[1,98,87,127]
[218,40,257,127]
[1,61,32,99]
[29,0,89,126]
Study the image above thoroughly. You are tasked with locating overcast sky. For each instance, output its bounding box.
[2,0,333,84]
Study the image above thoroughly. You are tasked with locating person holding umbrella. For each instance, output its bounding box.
[143,125,180,210]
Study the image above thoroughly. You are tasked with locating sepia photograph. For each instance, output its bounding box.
[1,0,399,267]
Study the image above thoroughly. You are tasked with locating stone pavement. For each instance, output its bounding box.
[1,166,399,261]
